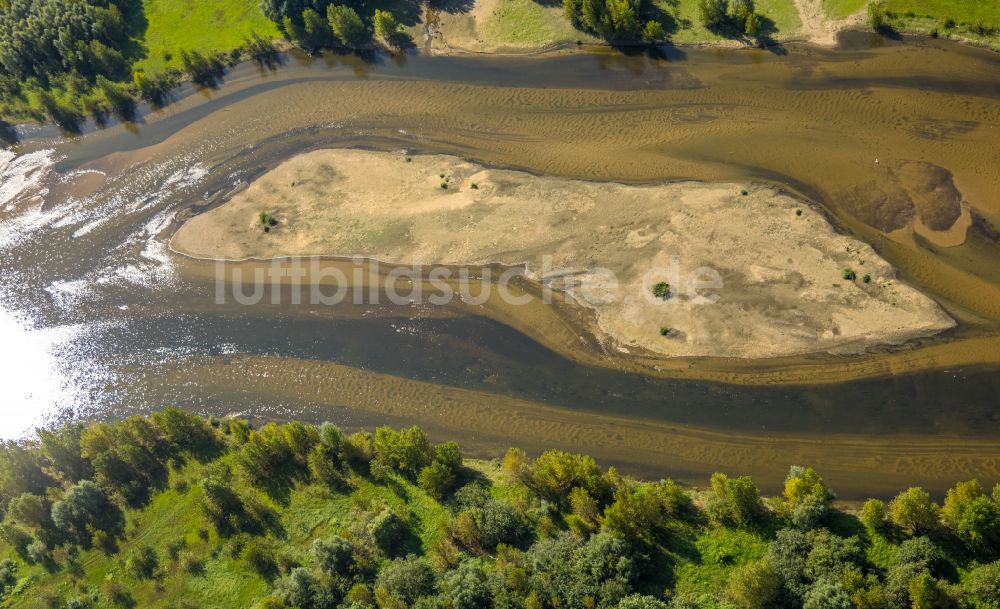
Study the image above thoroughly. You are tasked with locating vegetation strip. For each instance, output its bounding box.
[2,410,1000,608]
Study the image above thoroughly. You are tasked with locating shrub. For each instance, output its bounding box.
[126,546,159,579]
[104,581,134,608]
[707,472,765,528]
[377,555,437,605]
[698,0,729,28]
[0,558,17,596]
[367,509,406,553]
[419,461,456,500]
[642,20,664,43]
[842,268,857,280]
[868,2,890,31]
[618,595,669,609]
[313,536,355,577]
[52,480,123,544]
[243,539,278,577]
[968,561,1000,609]
[373,426,434,480]
[652,282,671,299]
[784,466,833,514]
[477,500,529,549]
[259,212,278,232]
[803,580,852,609]
[443,559,491,609]
[726,561,780,609]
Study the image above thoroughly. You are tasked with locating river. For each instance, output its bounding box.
[1,32,998,498]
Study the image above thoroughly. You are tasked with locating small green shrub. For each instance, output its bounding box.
[652,282,671,299]
[842,269,857,281]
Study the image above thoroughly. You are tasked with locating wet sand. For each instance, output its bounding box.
[172,149,954,359]
[145,353,1000,498]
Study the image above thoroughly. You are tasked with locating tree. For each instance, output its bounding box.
[727,561,780,609]
[729,0,754,29]
[603,0,641,39]
[51,480,123,544]
[744,12,763,37]
[528,450,608,502]
[603,480,688,546]
[377,555,437,605]
[642,21,665,44]
[952,496,1000,553]
[967,561,1000,609]
[942,480,1000,552]
[889,487,940,535]
[784,466,833,507]
[373,426,434,480]
[618,595,669,609]
[443,559,491,609]
[698,0,729,28]
[803,580,852,609]
[859,499,888,531]
[373,9,399,42]
[784,466,833,527]
[39,423,91,482]
[302,8,334,50]
[0,441,55,504]
[328,5,368,48]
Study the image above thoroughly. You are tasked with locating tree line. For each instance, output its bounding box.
[0,412,998,609]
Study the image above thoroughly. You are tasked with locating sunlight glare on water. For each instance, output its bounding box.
[0,306,84,439]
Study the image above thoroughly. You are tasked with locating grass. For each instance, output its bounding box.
[137,0,280,72]
[822,0,867,19]
[873,0,1000,49]
[673,527,769,597]
[883,0,999,27]
[477,0,592,47]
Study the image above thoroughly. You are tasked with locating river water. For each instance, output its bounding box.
[1,33,998,497]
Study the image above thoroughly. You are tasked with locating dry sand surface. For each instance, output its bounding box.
[172,149,955,359]
[793,0,865,46]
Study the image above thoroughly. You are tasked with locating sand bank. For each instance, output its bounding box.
[171,149,954,359]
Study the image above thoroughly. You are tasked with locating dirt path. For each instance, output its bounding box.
[793,0,866,45]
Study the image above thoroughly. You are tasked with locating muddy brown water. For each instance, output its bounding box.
[1,32,998,498]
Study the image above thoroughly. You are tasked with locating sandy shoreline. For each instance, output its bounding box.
[172,149,954,360]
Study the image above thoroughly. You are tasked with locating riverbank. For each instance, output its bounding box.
[171,149,954,360]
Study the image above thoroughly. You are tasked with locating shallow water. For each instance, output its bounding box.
[1,33,998,496]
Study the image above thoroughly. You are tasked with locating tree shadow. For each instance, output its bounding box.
[367,0,424,26]
[643,0,681,39]
[428,0,475,15]
[0,121,17,147]
[387,31,418,51]
[119,0,150,66]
